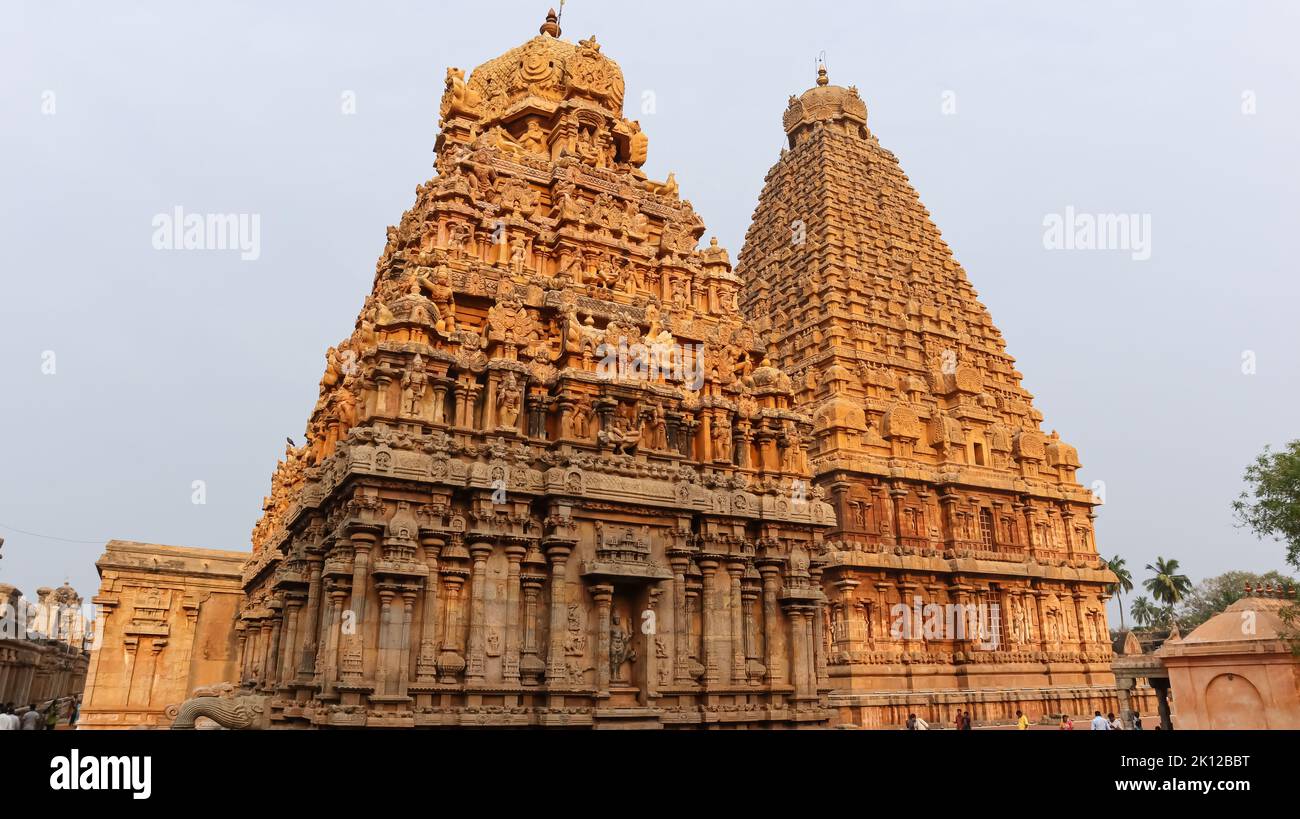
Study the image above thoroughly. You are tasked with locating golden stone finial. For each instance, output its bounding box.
[541,8,561,37]
[816,66,829,87]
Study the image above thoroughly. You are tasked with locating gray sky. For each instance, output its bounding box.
[2,1,1298,628]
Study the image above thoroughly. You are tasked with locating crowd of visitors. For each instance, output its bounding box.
[0,697,79,730]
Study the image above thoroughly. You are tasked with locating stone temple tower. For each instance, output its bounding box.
[736,66,1124,726]
[229,11,836,729]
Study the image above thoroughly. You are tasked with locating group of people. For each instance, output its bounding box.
[903,710,974,730]
[900,704,1148,731]
[1008,707,1143,730]
[0,698,77,730]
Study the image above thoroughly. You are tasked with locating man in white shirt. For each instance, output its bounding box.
[1090,710,1111,730]
[21,704,43,730]
[0,705,18,730]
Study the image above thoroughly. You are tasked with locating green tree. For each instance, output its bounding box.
[1233,441,1300,572]
[1143,557,1192,625]
[1177,569,1297,629]
[1130,596,1159,629]
[1106,555,1134,631]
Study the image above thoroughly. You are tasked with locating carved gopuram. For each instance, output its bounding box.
[229,11,835,729]
[736,66,1134,727]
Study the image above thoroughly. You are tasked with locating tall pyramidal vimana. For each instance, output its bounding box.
[82,12,1139,730]
[231,10,837,729]
[736,67,1122,725]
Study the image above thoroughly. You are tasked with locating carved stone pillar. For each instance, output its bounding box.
[788,608,809,698]
[726,560,746,683]
[544,542,573,687]
[465,537,493,683]
[437,564,468,684]
[520,546,548,685]
[279,597,302,688]
[740,573,762,684]
[668,551,691,684]
[809,563,829,690]
[264,607,282,690]
[346,530,376,685]
[297,555,324,685]
[592,584,614,697]
[398,591,416,697]
[321,585,347,695]
[416,534,444,683]
[503,541,526,683]
[758,561,784,684]
[698,556,721,685]
[376,589,397,695]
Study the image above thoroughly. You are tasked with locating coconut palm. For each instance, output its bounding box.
[1106,555,1134,630]
[1143,557,1192,626]
[1130,596,1158,629]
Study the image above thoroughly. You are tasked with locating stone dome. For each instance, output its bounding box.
[783,66,868,139]
[466,11,626,122]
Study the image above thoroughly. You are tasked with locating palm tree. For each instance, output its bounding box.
[1130,596,1158,629]
[1106,555,1134,630]
[1143,557,1192,626]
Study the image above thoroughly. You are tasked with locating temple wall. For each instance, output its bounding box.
[79,540,246,729]
[1164,653,1300,730]
[0,639,88,707]
[831,685,1159,728]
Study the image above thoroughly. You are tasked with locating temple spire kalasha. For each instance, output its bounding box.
[736,68,1138,725]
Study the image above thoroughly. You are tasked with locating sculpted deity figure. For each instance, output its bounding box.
[609,612,636,682]
[402,354,428,417]
[417,263,456,333]
[519,119,547,154]
[711,418,733,461]
[643,301,661,341]
[599,413,641,456]
[496,374,522,430]
[509,237,529,278]
[446,221,473,259]
[571,397,592,439]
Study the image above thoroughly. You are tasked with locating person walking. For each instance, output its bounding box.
[953,709,964,730]
[961,711,973,731]
[44,700,60,731]
[1108,712,1124,730]
[69,699,79,727]
[1059,714,1074,730]
[1131,709,1143,730]
[0,704,16,731]
[1016,710,1030,730]
[1090,710,1111,730]
[21,704,42,731]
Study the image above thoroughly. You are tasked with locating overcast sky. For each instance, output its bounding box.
[2,1,1297,626]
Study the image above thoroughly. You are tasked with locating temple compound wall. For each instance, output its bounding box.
[78,540,246,729]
